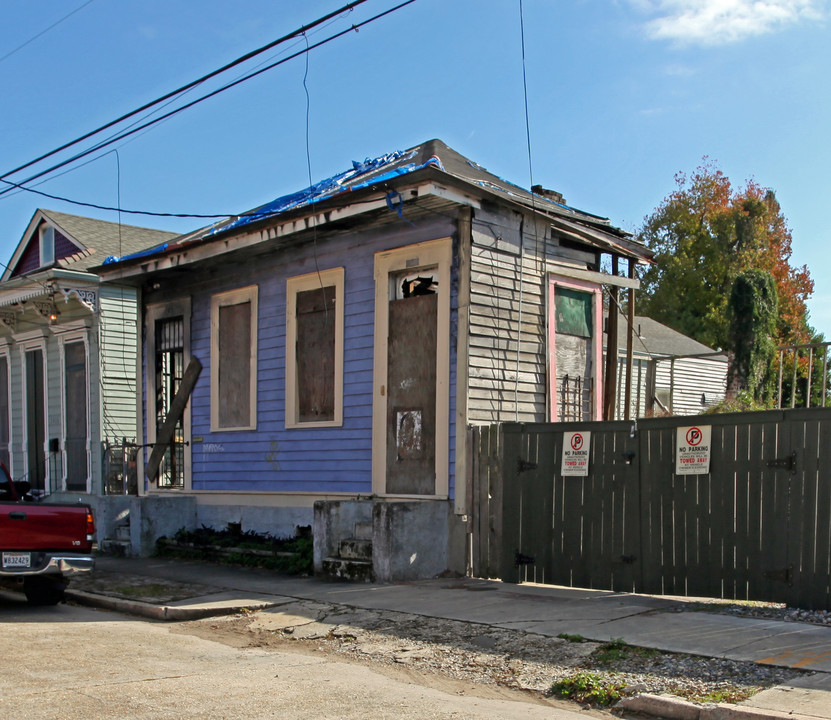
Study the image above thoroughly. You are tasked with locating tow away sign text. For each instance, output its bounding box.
[675,425,712,475]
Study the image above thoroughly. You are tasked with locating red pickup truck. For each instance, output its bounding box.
[0,464,95,605]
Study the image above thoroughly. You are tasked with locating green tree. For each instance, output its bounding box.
[637,162,814,352]
[727,270,778,401]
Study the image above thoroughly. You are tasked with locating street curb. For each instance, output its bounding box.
[616,693,820,720]
[65,589,279,621]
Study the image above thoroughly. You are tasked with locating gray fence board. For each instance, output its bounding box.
[471,408,831,610]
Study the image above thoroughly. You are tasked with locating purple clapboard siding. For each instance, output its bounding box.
[178,219,458,498]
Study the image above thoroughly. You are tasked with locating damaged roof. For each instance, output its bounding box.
[102,139,650,267]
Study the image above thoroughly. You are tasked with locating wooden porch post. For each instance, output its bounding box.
[603,256,620,420]
[624,260,636,421]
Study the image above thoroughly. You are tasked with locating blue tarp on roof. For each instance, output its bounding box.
[102,148,447,265]
[207,149,430,237]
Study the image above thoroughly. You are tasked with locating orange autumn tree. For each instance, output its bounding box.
[637,162,814,355]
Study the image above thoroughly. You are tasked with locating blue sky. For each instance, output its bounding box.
[1,0,829,337]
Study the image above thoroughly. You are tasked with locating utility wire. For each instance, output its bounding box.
[0,0,417,211]
[0,26,328,203]
[0,0,96,65]
[0,0,368,184]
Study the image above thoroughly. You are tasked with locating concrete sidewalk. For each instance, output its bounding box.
[67,556,831,720]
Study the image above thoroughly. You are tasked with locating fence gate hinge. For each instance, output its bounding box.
[763,565,794,587]
[766,451,797,474]
[517,457,538,473]
[515,551,535,567]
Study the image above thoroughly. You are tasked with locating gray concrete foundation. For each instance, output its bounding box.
[92,495,197,557]
[314,499,466,582]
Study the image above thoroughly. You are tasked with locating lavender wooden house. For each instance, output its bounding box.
[97,140,651,578]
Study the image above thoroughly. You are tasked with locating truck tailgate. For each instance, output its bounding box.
[0,503,93,553]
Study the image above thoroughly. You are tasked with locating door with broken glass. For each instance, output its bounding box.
[372,239,452,498]
[550,282,602,422]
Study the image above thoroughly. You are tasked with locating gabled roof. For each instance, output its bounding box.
[2,209,177,281]
[101,139,652,270]
[615,315,727,360]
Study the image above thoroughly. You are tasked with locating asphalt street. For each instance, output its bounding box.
[0,590,605,720]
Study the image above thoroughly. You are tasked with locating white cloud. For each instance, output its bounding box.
[633,0,826,45]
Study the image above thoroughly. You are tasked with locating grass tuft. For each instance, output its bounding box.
[550,671,626,706]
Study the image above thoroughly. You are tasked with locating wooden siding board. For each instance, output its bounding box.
[653,357,727,415]
[99,286,139,444]
[467,238,549,426]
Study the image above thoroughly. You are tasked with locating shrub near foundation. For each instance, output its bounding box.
[156,525,313,575]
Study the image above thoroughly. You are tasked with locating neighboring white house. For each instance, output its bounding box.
[612,314,728,419]
[0,209,176,500]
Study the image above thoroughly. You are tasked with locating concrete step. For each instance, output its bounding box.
[338,538,372,561]
[99,538,131,557]
[321,557,374,583]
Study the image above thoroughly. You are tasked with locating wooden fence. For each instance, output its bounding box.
[469,408,831,610]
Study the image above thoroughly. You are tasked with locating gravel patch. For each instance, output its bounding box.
[185,599,811,707]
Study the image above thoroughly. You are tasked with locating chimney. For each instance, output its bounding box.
[531,185,566,205]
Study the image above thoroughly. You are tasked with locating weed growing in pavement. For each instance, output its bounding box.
[593,638,658,665]
[556,633,586,643]
[549,671,626,706]
[675,686,757,704]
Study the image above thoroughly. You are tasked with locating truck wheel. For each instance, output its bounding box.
[23,577,66,606]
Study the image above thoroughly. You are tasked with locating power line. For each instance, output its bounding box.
[0,0,96,66]
[0,178,231,218]
[0,0,418,211]
[0,0,369,185]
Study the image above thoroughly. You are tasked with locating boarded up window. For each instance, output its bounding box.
[64,342,88,490]
[555,287,592,338]
[296,287,336,422]
[0,356,8,470]
[218,301,251,429]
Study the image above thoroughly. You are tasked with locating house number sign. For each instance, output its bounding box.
[561,431,590,476]
[675,425,712,475]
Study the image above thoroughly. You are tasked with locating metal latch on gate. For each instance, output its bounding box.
[517,457,538,473]
[766,451,797,474]
[763,565,793,587]
[515,551,535,567]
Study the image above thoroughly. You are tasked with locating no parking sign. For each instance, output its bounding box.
[561,431,591,476]
[675,425,712,475]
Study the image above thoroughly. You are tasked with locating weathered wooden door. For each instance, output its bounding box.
[371,238,452,497]
[386,291,438,494]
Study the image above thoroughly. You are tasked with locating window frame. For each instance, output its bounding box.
[57,332,90,493]
[39,225,55,267]
[210,285,258,432]
[546,275,603,422]
[285,268,344,429]
[15,330,49,492]
[0,343,11,476]
[145,299,192,492]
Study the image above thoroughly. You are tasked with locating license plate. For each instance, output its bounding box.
[2,552,31,569]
